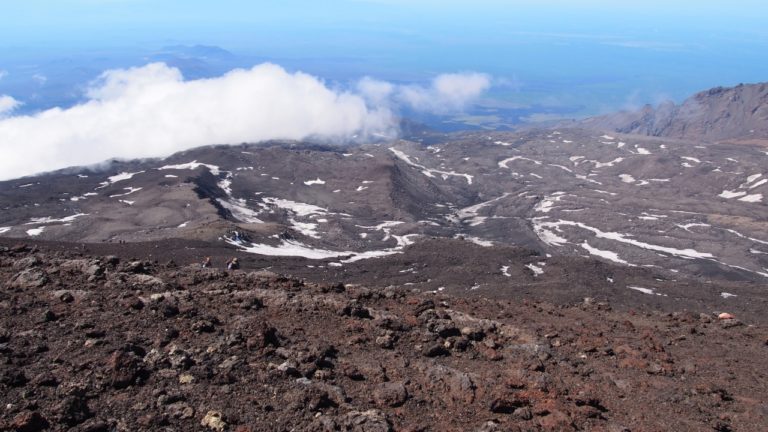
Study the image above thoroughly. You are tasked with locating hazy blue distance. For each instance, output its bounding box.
[2,0,767,128]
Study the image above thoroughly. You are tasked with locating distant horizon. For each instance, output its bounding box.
[2,1,767,118]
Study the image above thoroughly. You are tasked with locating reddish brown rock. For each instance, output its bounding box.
[11,411,49,432]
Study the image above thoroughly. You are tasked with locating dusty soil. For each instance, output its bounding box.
[2,242,768,431]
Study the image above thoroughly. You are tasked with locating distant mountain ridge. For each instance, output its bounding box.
[576,82,768,144]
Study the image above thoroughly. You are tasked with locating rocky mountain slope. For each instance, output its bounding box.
[1,128,766,287]
[574,82,768,145]
[2,243,767,432]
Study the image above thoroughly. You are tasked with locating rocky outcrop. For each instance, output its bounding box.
[577,82,768,143]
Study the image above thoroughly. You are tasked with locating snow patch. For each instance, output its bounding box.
[456,235,494,247]
[628,286,667,296]
[581,241,632,265]
[108,171,144,183]
[719,190,747,199]
[291,220,320,238]
[738,194,763,203]
[640,212,667,220]
[355,221,417,248]
[456,193,511,221]
[535,192,568,213]
[498,156,542,168]
[532,218,569,246]
[549,164,573,173]
[217,175,233,195]
[532,219,715,260]
[722,228,768,246]
[526,263,544,276]
[27,227,44,236]
[262,198,328,217]
[218,198,264,223]
[26,213,88,225]
[591,157,624,168]
[109,187,142,198]
[389,148,474,184]
[232,239,350,260]
[27,227,45,237]
[619,174,636,183]
[230,228,418,263]
[501,266,511,277]
[159,161,221,175]
[304,178,326,186]
[575,175,603,185]
[592,189,617,196]
[677,223,710,232]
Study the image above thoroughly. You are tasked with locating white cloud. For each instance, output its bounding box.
[32,74,47,85]
[356,76,395,106]
[0,63,491,180]
[396,72,491,112]
[357,72,492,114]
[0,70,7,81]
[0,95,20,118]
[0,63,397,180]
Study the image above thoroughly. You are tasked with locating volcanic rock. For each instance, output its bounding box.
[373,382,408,407]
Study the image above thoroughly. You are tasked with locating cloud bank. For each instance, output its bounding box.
[0,63,491,180]
[357,72,492,113]
[399,72,492,112]
[0,95,20,118]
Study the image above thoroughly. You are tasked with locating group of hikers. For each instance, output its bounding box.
[200,256,240,270]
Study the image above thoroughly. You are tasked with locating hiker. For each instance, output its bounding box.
[226,257,240,270]
[201,257,212,268]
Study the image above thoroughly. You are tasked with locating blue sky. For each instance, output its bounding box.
[2,0,768,120]
[4,1,766,45]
